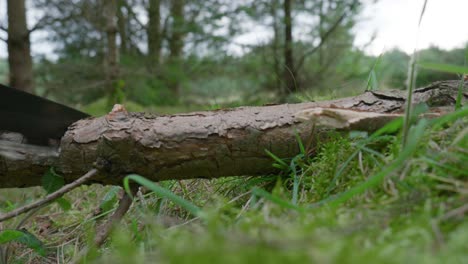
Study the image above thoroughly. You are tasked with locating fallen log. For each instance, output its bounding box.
[1,80,466,188]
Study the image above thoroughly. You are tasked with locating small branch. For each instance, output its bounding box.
[123,2,146,30]
[94,187,136,246]
[28,16,48,34]
[295,2,358,72]
[0,24,6,42]
[0,169,98,223]
[440,203,468,221]
[72,186,137,263]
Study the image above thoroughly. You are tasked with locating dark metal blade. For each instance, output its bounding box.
[0,83,90,144]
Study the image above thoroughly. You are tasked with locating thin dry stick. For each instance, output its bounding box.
[72,187,137,264]
[0,169,98,222]
[94,189,136,246]
[440,203,468,221]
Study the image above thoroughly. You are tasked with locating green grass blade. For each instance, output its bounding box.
[368,70,378,91]
[123,174,202,218]
[265,149,289,170]
[455,50,467,110]
[290,159,300,205]
[403,0,429,147]
[252,187,304,212]
[366,52,383,91]
[367,117,403,141]
[360,146,386,160]
[431,106,468,130]
[325,150,359,196]
[417,0,429,26]
[294,130,306,155]
[420,156,467,175]
[322,120,427,208]
[456,75,464,110]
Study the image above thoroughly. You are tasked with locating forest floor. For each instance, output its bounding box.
[0,105,467,264]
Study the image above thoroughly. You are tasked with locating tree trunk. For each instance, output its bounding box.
[1,80,465,188]
[104,0,119,104]
[147,0,162,70]
[169,0,185,60]
[283,0,296,95]
[167,0,185,95]
[6,0,34,93]
[117,0,128,55]
[270,0,282,91]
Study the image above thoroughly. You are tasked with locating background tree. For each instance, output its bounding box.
[6,0,34,93]
[4,0,462,112]
[104,0,120,105]
[147,0,162,71]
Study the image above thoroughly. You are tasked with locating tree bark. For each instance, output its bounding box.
[6,0,34,93]
[0,81,466,188]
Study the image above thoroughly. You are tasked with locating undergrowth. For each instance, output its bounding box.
[0,107,466,264]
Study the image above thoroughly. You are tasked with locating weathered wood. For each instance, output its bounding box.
[1,80,466,188]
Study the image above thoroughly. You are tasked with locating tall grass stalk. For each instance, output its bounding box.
[456,52,468,110]
[403,0,429,147]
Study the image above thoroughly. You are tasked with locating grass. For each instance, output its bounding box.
[0,106,466,263]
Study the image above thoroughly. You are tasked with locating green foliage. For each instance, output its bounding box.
[0,230,23,244]
[1,111,466,262]
[41,168,64,194]
[418,62,468,74]
[0,229,46,257]
[41,168,71,211]
[99,186,121,213]
[325,120,427,208]
[2,0,467,262]
[13,229,46,257]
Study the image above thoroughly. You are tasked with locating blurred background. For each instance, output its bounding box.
[0,0,467,115]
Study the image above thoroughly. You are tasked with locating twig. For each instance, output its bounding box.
[440,203,468,221]
[72,186,137,264]
[0,169,98,223]
[295,1,358,71]
[94,188,136,246]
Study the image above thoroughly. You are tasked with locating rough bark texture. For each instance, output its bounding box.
[7,0,34,93]
[0,81,466,188]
